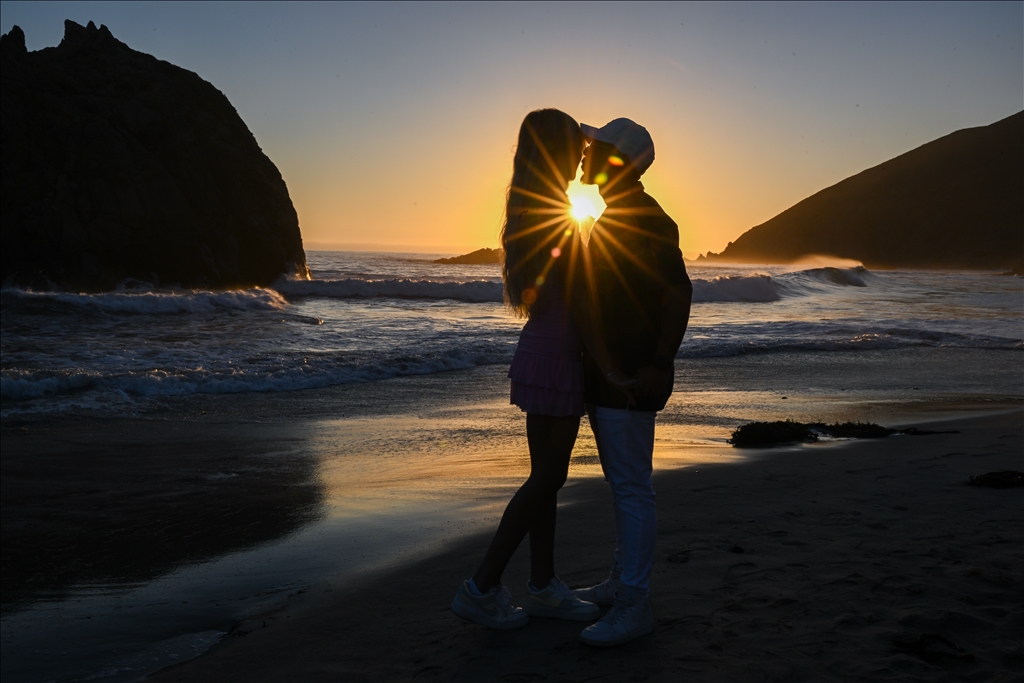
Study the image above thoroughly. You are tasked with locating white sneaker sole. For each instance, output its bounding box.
[572,589,616,607]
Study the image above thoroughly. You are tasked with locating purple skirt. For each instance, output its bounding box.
[508,293,584,417]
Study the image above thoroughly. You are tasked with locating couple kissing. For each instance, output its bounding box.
[452,108,693,648]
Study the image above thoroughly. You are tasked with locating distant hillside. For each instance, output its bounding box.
[702,112,1023,272]
[434,248,501,265]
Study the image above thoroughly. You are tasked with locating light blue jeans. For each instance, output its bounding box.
[591,405,657,593]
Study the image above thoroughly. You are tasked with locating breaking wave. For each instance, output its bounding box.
[0,266,876,312]
[0,342,515,411]
[3,318,1017,412]
[3,256,1019,417]
[689,266,872,303]
[273,277,504,303]
[679,320,1022,358]
[272,266,875,305]
[1,287,287,314]
[691,274,781,302]
[779,266,872,291]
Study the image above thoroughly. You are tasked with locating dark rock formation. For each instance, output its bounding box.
[701,112,1023,272]
[1,21,309,290]
[729,420,958,447]
[433,247,502,265]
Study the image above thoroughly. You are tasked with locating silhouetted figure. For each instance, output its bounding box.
[451,109,629,629]
[573,119,693,646]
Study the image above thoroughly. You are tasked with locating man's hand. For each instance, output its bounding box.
[605,369,638,407]
[632,365,672,401]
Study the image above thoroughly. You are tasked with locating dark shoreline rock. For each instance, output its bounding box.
[1,21,309,291]
[729,420,959,447]
[433,248,502,265]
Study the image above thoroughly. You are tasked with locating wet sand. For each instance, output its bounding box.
[0,420,321,611]
[2,353,1021,682]
[147,410,1023,683]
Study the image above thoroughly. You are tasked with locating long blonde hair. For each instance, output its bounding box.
[500,109,584,317]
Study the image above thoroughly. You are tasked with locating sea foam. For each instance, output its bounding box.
[272,266,873,306]
[691,274,781,302]
[3,254,1020,418]
[273,278,504,303]
[2,287,287,314]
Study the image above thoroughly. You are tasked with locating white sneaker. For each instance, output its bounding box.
[579,586,654,646]
[573,576,621,607]
[451,580,528,630]
[523,577,600,621]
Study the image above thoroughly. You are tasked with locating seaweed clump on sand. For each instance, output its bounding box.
[729,420,818,447]
[811,421,895,439]
[729,420,957,447]
[966,471,1024,488]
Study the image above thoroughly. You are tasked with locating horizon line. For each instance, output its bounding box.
[303,241,496,255]
[304,241,701,260]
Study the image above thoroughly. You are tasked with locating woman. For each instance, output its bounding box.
[451,109,629,629]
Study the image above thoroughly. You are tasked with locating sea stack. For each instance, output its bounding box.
[701,111,1023,272]
[433,248,502,265]
[0,21,309,290]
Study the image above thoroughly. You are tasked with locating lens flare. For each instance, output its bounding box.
[551,247,561,258]
[608,156,624,167]
[522,288,537,304]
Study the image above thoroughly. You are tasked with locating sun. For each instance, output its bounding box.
[570,199,594,221]
[566,170,606,222]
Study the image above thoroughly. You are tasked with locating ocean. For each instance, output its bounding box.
[2,250,1021,419]
[2,250,1022,683]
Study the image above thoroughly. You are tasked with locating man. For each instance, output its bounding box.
[574,118,693,647]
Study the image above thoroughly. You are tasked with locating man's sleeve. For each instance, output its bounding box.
[654,216,691,291]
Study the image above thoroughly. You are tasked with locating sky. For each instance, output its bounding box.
[2,2,1020,257]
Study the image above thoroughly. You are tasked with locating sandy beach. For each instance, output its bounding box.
[2,356,1021,683]
[137,408,1021,683]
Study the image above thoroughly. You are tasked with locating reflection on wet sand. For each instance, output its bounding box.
[1,356,1019,682]
[1,420,322,613]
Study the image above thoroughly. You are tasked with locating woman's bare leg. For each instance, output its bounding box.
[472,414,579,592]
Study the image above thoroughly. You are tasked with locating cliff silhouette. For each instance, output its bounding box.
[433,248,501,265]
[0,21,309,290]
[701,112,1023,272]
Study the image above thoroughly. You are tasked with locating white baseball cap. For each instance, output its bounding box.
[580,118,655,175]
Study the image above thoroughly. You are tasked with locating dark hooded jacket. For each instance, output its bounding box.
[581,181,691,411]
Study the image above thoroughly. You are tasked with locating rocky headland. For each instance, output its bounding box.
[700,111,1023,272]
[433,247,501,265]
[0,21,309,290]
